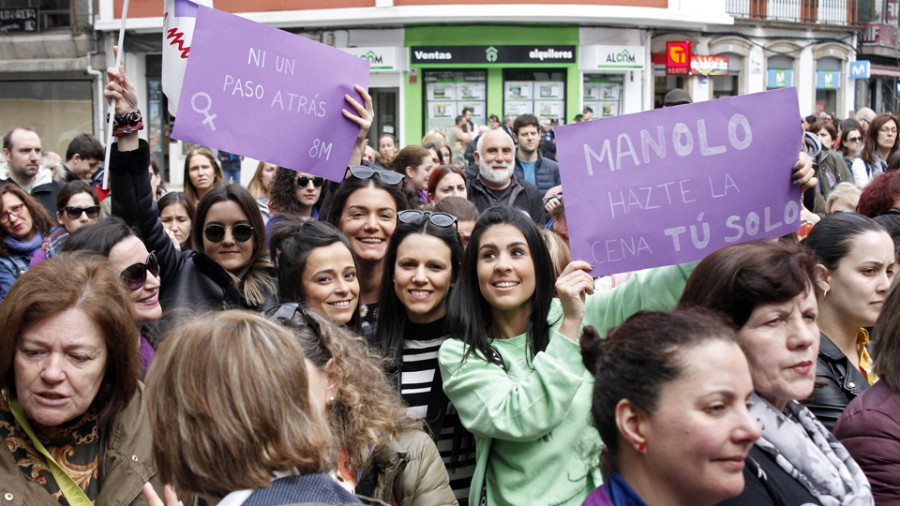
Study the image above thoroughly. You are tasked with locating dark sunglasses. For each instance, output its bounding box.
[846,136,863,143]
[265,302,322,337]
[398,209,458,228]
[296,175,325,188]
[62,205,100,220]
[120,251,159,291]
[347,164,405,185]
[203,223,254,243]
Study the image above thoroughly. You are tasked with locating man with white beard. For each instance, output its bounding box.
[466,129,547,224]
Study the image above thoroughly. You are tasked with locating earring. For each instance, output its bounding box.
[638,443,645,451]
[823,288,828,300]
[328,396,335,405]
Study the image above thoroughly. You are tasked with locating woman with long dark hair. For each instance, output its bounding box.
[326,166,408,338]
[851,113,899,187]
[804,213,896,430]
[371,209,467,501]
[439,206,695,506]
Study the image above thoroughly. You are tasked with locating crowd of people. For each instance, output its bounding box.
[1,55,899,506]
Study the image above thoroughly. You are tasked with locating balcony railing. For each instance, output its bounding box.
[726,0,860,26]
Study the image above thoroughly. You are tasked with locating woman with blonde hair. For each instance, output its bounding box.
[182,147,224,206]
[826,182,862,214]
[246,161,277,222]
[145,310,359,504]
[268,303,456,505]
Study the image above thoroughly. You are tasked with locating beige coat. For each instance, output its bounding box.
[367,429,458,506]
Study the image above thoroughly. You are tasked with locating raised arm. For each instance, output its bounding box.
[343,84,373,167]
[104,55,184,288]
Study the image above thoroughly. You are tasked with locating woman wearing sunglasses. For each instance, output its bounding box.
[104,57,373,326]
[62,217,161,372]
[840,126,864,170]
[29,180,100,266]
[0,182,55,299]
[268,167,324,220]
[326,165,408,339]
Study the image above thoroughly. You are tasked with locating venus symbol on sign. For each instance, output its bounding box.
[191,92,218,131]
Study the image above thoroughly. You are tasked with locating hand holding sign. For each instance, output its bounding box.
[172,6,370,181]
[342,84,374,166]
[555,88,804,276]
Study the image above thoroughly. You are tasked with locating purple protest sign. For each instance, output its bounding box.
[556,88,802,276]
[171,6,369,181]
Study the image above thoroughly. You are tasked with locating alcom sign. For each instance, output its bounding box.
[581,45,645,71]
[340,46,407,72]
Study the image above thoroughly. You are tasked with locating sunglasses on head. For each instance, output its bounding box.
[62,205,100,220]
[203,223,254,243]
[347,165,405,185]
[120,251,159,291]
[265,302,322,337]
[296,175,325,188]
[398,209,458,228]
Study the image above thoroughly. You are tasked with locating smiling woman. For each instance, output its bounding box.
[0,253,162,504]
[439,206,697,506]
[269,216,360,326]
[327,167,409,338]
[371,210,466,501]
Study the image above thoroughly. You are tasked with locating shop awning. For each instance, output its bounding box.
[870,65,900,78]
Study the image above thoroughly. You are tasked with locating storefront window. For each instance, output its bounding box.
[767,55,794,89]
[0,0,71,30]
[503,69,566,123]
[0,80,93,155]
[582,74,624,118]
[653,67,685,108]
[815,56,841,115]
[712,53,742,98]
[423,70,487,133]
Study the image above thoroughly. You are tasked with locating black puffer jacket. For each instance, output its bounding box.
[807,333,870,432]
[109,141,276,329]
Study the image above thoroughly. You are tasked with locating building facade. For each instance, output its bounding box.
[1,0,882,183]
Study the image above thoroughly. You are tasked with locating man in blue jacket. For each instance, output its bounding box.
[512,114,560,196]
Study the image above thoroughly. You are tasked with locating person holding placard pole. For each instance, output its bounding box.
[104,53,374,328]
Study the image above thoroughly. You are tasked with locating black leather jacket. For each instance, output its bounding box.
[109,141,276,331]
[807,333,870,432]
